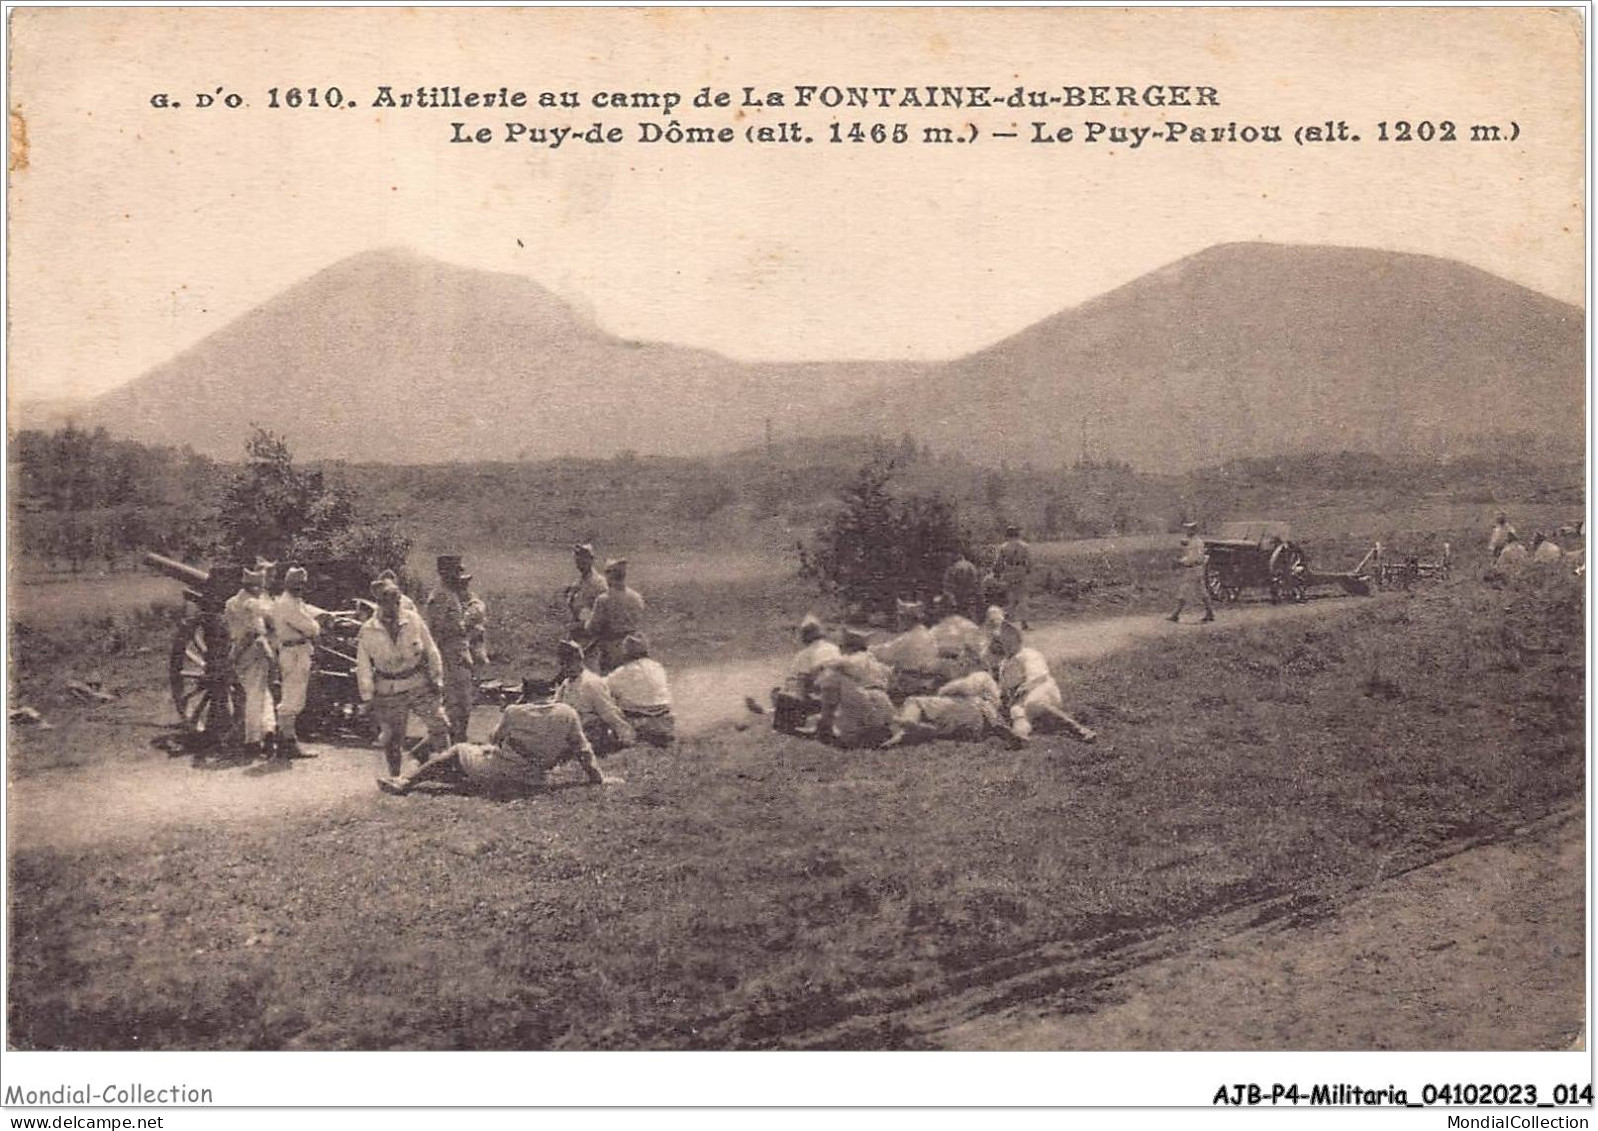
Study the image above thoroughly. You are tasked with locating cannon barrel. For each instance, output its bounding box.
[142,551,213,587]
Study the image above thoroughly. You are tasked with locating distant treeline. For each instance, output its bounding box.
[10,425,1579,570]
[10,426,224,570]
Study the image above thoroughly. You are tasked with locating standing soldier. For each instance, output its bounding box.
[272,565,325,759]
[1488,511,1519,561]
[223,565,278,757]
[1169,522,1215,624]
[565,543,608,642]
[426,555,476,744]
[584,558,646,674]
[990,525,1034,629]
[941,551,983,621]
[358,578,451,778]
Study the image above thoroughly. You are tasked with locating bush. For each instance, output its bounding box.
[809,461,970,613]
[216,428,411,580]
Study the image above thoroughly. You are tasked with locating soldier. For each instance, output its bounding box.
[224,565,277,756]
[929,599,988,682]
[871,598,943,697]
[585,558,646,674]
[880,668,1019,748]
[357,578,451,778]
[604,633,676,747]
[990,525,1034,628]
[271,565,325,759]
[377,673,623,797]
[556,639,635,755]
[815,629,897,748]
[376,569,419,616]
[765,613,842,735]
[564,543,608,641]
[993,622,1096,743]
[941,551,983,621]
[463,582,490,673]
[425,554,476,744]
[1169,522,1215,624]
[1489,511,1519,560]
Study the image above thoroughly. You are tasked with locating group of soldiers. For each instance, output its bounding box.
[368,546,675,798]
[220,545,674,796]
[1488,510,1583,572]
[757,591,1097,751]
[221,556,487,765]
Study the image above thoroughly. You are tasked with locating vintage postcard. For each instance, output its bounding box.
[3,4,1588,1116]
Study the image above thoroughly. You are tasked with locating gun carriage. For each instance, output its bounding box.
[1201,521,1371,602]
[142,552,377,744]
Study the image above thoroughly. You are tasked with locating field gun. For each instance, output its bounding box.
[1200,522,1371,602]
[142,552,379,745]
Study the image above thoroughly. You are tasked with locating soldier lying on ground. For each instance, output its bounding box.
[376,674,623,797]
[879,669,1025,749]
[604,633,676,747]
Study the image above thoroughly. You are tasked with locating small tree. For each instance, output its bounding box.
[810,461,970,613]
[217,427,410,579]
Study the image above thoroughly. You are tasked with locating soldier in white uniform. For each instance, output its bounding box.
[765,613,843,734]
[994,622,1097,743]
[271,565,324,759]
[1169,523,1215,624]
[1488,512,1519,560]
[557,638,635,754]
[871,598,943,697]
[357,579,452,777]
[815,629,897,748]
[223,565,277,755]
[605,633,676,747]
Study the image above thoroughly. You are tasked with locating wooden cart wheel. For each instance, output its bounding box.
[168,615,239,741]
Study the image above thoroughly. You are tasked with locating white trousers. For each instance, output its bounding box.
[277,646,313,739]
[238,658,277,745]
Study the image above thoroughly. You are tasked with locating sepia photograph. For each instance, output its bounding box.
[2,3,1589,1111]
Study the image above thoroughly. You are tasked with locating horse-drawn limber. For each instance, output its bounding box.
[1201,521,1372,603]
[143,552,376,745]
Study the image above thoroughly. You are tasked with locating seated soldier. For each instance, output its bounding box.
[928,599,988,682]
[604,633,676,747]
[376,673,623,797]
[870,598,944,698]
[993,621,1097,743]
[816,628,898,748]
[556,638,635,755]
[768,613,842,734]
[880,668,1022,748]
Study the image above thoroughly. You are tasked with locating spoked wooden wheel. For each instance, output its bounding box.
[168,616,239,740]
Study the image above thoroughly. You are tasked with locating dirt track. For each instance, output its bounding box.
[7,597,1584,1052]
[7,603,1336,853]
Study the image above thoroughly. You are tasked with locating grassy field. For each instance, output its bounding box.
[7,566,1582,1049]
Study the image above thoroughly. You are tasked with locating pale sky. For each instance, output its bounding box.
[7,6,1585,403]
